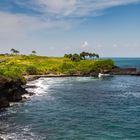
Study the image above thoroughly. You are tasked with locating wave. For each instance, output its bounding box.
[124,92,140,98]
[0,127,45,140]
[26,78,49,96]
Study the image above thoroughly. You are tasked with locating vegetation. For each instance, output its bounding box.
[10,48,20,55]
[0,54,115,80]
[64,52,99,61]
[31,50,36,55]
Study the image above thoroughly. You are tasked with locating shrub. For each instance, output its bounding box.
[71,54,80,62]
[59,62,75,73]
[26,66,38,75]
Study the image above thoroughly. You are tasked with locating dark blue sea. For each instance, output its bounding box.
[110,58,140,69]
[0,58,140,140]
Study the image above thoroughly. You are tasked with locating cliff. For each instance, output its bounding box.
[0,76,27,108]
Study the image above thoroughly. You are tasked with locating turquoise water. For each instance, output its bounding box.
[110,58,140,69]
[1,76,140,140]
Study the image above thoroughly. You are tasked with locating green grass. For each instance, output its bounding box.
[0,55,115,80]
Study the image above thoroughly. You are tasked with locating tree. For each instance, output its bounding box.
[64,54,72,59]
[71,54,80,62]
[80,52,86,60]
[95,54,99,59]
[10,48,19,55]
[32,50,36,55]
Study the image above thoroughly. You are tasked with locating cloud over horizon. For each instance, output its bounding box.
[1,0,140,35]
[0,0,140,57]
[14,0,140,17]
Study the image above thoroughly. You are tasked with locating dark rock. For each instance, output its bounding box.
[0,75,28,108]
[0,96,9,108]
[24,85,37,89]
[28,92,35,96]
[110,68,137,75]
[7,90,22,102]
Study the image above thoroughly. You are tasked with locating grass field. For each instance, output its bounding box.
[0,55,115,81]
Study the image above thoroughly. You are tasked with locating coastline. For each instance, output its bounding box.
[0,67,140,140]
[24,67,140,81]
[0,67,140,109]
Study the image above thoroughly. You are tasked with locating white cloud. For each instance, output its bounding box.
[36,0,76,15]
[15,0,140,17]
[0,12,79,40]
[0,0,140,56]
[1,0,139,37]
[81,41,89,48]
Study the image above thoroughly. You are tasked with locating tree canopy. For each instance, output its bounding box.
[64,52,99,61]
[10,48,19,55]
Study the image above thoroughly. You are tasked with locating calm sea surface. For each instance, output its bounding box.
[0,58,140,140]
[110,58,140,69]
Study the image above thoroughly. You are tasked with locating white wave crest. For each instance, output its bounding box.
[26,78,49,96]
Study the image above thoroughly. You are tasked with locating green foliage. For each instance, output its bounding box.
[0,65,26,84]
[26,65,38,75]
[0,55,115,80]
[64,54,72,59]
[32,50,36,55]
[89,59,114,72]
[80,52,100,60]
[10,48,19,55]
[71,54,81,62]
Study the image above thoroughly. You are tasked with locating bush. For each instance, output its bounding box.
[26,66,38,75]
[71,54,80,62]
[59,62,75,73]
[89,59,115,72]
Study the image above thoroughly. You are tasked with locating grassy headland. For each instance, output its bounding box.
[0,55,115,81]
[0,53,119,108]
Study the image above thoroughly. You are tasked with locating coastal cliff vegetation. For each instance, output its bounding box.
[0,53,115,79]
[0,51,118,108]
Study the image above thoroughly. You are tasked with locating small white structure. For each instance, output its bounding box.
[98,73,110,78]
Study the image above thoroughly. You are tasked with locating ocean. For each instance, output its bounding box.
[0,58,140,140]
[110,58,140,69]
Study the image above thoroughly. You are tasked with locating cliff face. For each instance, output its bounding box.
[0,76,27,108]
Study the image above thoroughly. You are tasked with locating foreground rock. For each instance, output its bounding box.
[0,76,27,109]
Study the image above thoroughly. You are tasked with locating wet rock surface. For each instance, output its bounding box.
[0,76,27,109]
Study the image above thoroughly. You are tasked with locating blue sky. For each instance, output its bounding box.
[0,0,140,57]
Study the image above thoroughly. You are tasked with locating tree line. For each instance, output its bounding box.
[0,49,99,62]
[64,52,99,61]
[8,49,37,55]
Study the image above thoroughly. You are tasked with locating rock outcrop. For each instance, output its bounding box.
[110,67,139,75]
[0,76,27,108]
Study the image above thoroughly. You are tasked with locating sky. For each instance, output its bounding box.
[0,0,140,57]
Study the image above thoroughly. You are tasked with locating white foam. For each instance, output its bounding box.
[74,77,98,82]
[0,125,45,140]
[22,94,31,99]
[26,78,50,96]
[124,92,140,98]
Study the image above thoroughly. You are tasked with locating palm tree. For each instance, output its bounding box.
[80,52,87,60]
[95,54,99,59]
[10,48,19,55]
[32,50,36,55]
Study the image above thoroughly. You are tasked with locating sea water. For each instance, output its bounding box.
[1,75,140,140]
[111,58,140,69]
[1,58,140,140]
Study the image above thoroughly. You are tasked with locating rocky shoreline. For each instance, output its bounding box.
[24,67,140,81]
[0,67,140,109]
[0,76,33,109]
